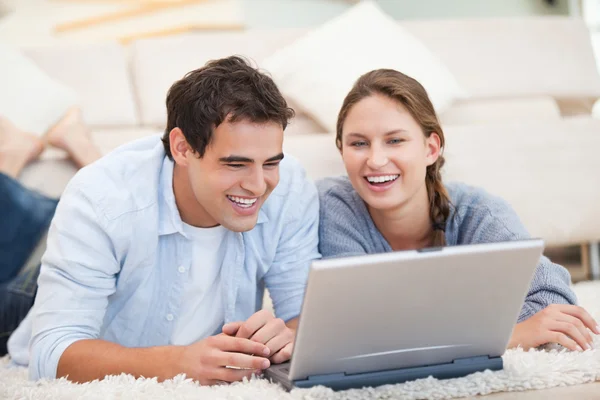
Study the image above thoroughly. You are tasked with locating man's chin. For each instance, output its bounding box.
[220,216,259,233]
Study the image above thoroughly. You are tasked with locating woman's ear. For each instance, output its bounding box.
[425,133,442,166]
[169,128,192,166]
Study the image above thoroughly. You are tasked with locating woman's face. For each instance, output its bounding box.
[340,94,441,212]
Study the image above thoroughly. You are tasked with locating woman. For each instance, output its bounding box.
[0,108,101,355]
[317,69,599,352]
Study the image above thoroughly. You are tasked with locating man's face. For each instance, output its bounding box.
[173,119,284,232]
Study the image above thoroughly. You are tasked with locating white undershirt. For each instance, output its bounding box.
[171,223,228,345]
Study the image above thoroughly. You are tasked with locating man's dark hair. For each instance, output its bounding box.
[161,55,295,159]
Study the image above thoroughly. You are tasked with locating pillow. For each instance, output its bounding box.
[261,0,467,133]
[0,44,78,136]
[24,42,140,127]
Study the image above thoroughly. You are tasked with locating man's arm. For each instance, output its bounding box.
[28,181,121,380]
[223,173,320,363]
[57,340,182,382]
[30,181,270,383]
[58,335,271,384]
[263,176,320,323]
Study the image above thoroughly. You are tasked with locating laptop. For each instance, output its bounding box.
[265,239,544,391]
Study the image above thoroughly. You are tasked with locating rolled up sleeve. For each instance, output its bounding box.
[29,183,119,380]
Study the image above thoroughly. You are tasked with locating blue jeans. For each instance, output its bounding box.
[0,173,58,355]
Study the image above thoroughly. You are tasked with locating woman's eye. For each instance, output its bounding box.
[388,138,404,145]
[351,141,367,147]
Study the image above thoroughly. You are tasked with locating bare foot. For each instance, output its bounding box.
[45,108,101,168]
[0,117,45,178]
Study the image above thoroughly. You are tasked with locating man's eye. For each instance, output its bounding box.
[264,162,280,168]
[227,164,244,168]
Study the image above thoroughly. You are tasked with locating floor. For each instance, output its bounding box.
[470,382,600,399]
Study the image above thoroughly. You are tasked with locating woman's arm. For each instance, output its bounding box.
[454,189,599,350]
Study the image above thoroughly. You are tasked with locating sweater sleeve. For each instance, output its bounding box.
[454,194,577,323]
[317,181,369,259]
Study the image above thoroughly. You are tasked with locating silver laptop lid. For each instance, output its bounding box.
[289,239,544,381]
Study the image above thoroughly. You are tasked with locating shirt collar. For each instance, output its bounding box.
[157,157,269,236]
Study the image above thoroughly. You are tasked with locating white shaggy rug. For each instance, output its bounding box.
[1,281,599,400]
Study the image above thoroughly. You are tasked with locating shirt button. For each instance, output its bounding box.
[178,266,185,273]
[166,314,174,321]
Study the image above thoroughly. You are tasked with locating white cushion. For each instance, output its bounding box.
[24,42,139,127]
[0,44,78,136]
[130,29,304,127]
[261,0,467,133]
[440,96,561,125]
[443,118,600,246]
[402,17,600,100]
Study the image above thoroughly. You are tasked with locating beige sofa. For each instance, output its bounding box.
[17,16,600,273]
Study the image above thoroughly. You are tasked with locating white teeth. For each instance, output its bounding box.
[227,196,257,207]
[366,175,399,183]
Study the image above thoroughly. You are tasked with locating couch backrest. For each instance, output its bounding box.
[129,29,307,128]
[24,42,139,127]
[130,17,600,129]
[402,17,600,100]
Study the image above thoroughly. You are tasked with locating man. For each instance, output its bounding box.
[7,56,320,385]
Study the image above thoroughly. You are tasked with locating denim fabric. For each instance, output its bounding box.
[0,173,57,283]
[0,173,57,355]
[0,261,40,355]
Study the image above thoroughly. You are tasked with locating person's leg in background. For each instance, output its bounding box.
[0,117,52,283]
[0,108,102,355]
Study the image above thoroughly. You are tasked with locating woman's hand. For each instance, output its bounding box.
[508,304,600,351]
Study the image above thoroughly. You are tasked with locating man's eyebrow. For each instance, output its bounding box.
[219,155,254,163]
[218,153,284,163]
[266,153,285,163]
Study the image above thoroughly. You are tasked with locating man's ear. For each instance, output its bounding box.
[169,128,192,166]
[425,132,442,166]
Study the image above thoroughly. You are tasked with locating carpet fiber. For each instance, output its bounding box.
[1,281,599,399]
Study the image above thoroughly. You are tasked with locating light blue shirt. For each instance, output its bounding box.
[8,135,320,380]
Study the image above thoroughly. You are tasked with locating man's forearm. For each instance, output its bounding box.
[57,339,185,383]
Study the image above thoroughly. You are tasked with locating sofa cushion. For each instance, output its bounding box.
[261,0,466,133]
[443,118,600,246]
[24,42,139,127]
[402,17,600,101]
[130,29,305,127]
[0,44,78,136]
[282,132,345,181]
[439,96,561,125]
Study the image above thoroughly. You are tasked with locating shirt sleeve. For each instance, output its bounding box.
[263,177,321,323]
[455,196,577,323]
[28,182,120,380]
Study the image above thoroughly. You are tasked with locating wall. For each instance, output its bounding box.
[241,0,571,29]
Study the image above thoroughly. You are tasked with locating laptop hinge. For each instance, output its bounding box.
[453,355,493,364]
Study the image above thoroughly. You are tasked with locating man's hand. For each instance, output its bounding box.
[508,304,600,351]
[177,333,272,385]
[222,309,295,364]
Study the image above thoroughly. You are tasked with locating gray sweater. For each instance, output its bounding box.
[317,177,576,323]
